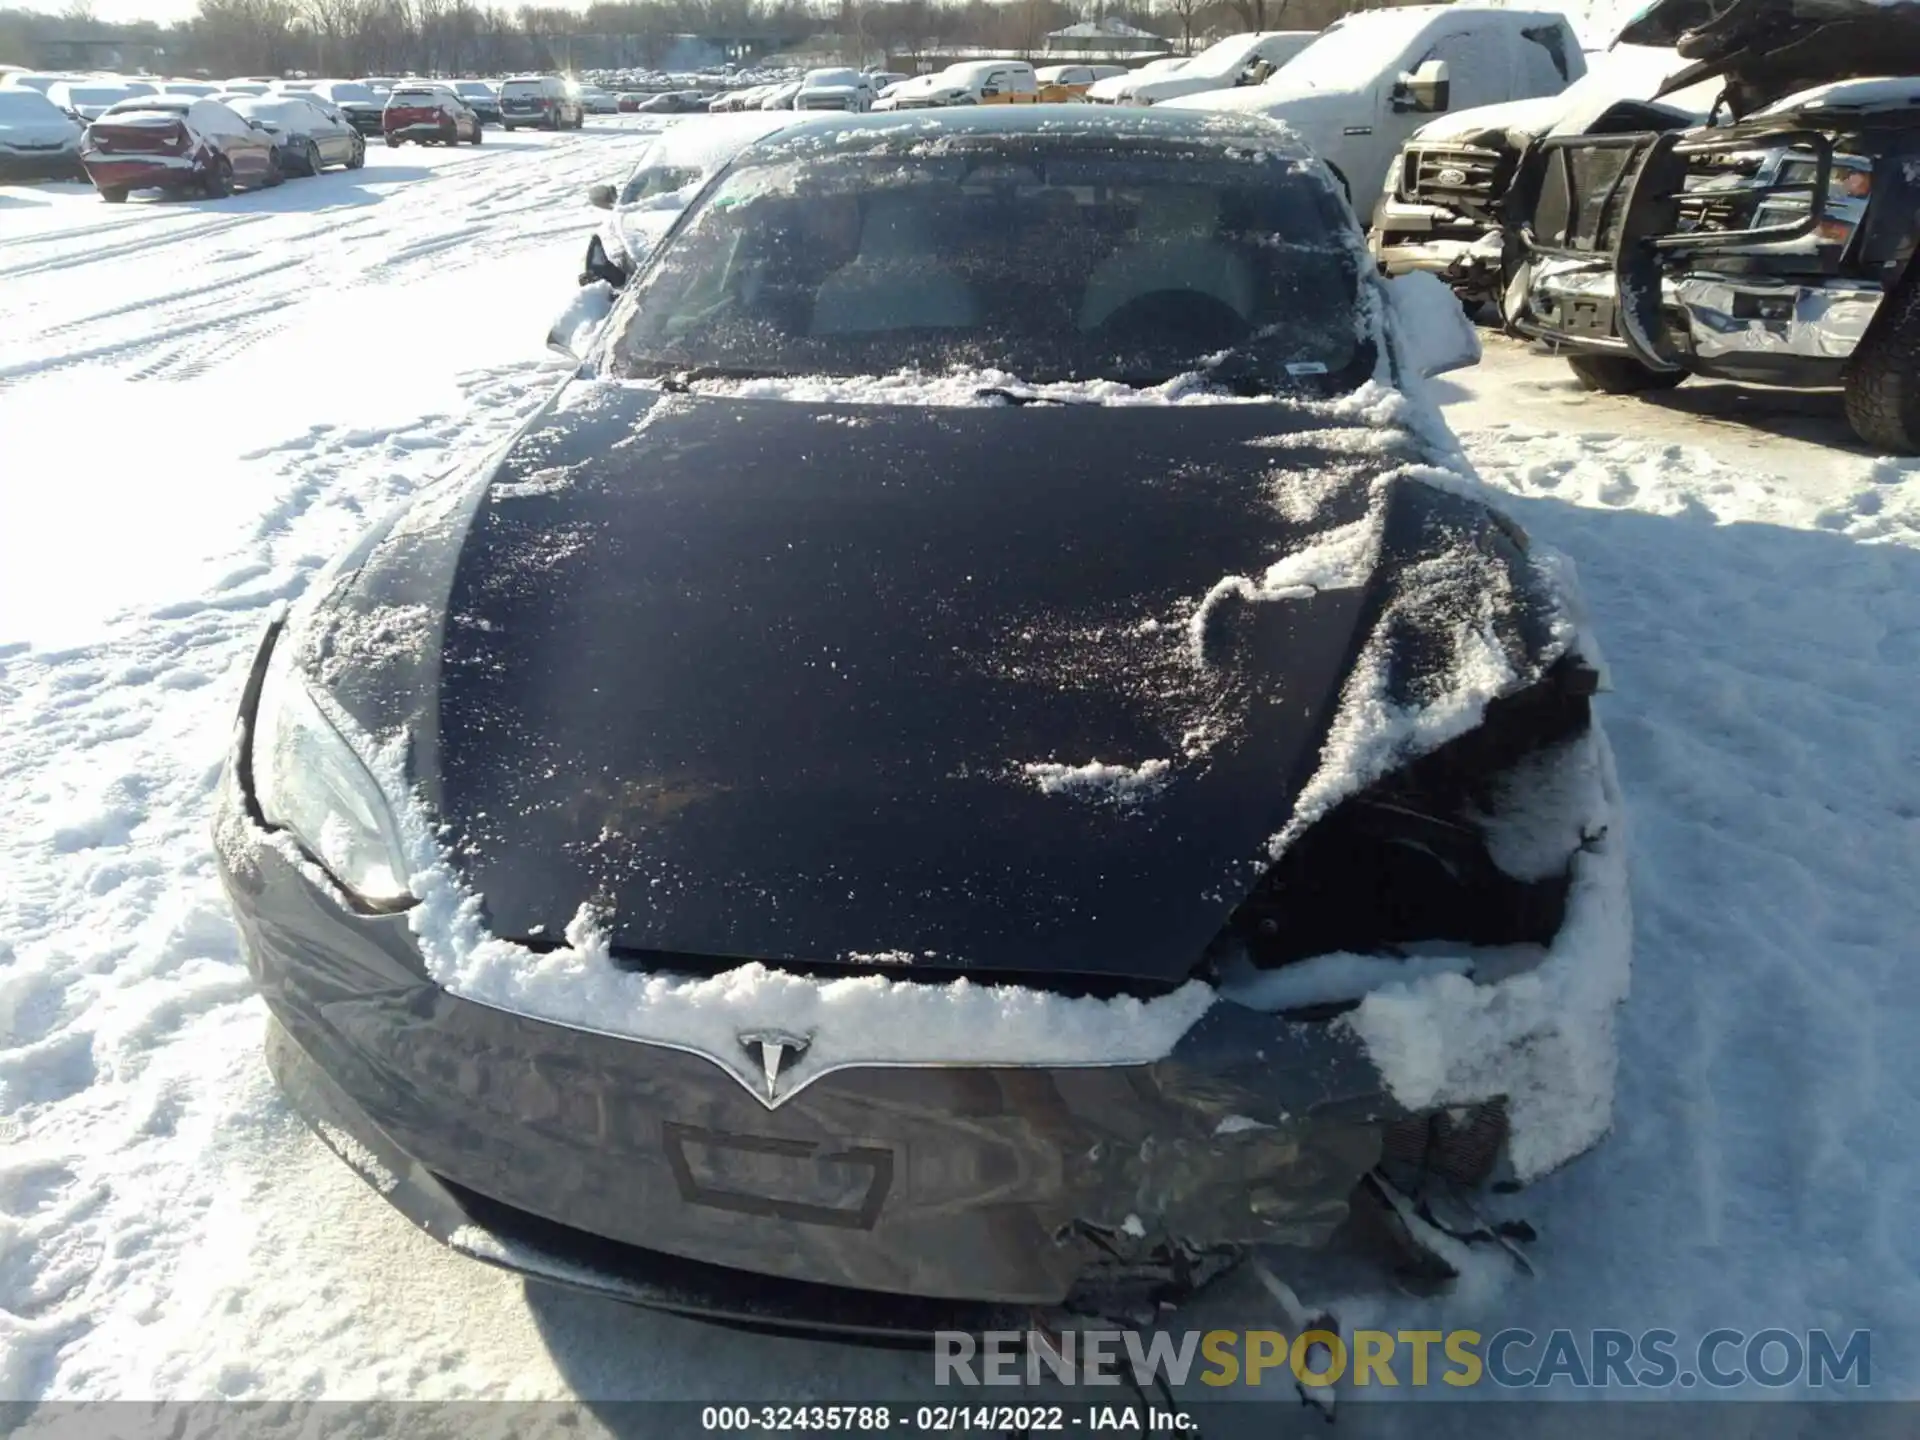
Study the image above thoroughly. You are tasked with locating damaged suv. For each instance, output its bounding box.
[1506,0,1920,450]
[214,108,1627,1338]
[1370,41,1722,308]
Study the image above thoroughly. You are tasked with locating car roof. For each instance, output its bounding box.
[735,103,1309,159]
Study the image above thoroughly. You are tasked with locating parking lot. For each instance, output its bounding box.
[3,110,1919,1416]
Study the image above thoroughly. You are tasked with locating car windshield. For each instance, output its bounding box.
[63,87,134,105]
[0,90,61,119]
[608,134,1369,392]
[456,83,490,95]
[327,83,377,102]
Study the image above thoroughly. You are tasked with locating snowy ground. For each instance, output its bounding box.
[2,114,1917,1415]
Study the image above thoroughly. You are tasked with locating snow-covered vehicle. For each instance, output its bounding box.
[294,80,385,134]
[871,60,1039,110]
[578,110,815,286]
[1162,4,1585,219]
[219,93,366,174]
[449,80,502,124]
[0,86,84,180]
[1507,0,1920,450]
[1369,44,1722,306]
[795,67,874,112]
[82,95,281,201]
[47,79,154,123]
[498,74,583,130]
[1084,32,1316,106]
[218,106,1624,1334]
[759,81,803,110]
[577,85,620,115]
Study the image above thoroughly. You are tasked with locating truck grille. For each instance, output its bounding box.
[1404,143,1505,218]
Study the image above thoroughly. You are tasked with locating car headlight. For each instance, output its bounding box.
[252,633,413,907]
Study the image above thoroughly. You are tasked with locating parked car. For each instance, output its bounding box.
[0,72,82,95]
[82,95,281,201]
[636,89,710,114]
[1163,4,1586,219]
[795,67,873,112]
[757,81,803,110]
[220,103,1621,1336]
[221,93,366,174]
[1086,32,1316,106]
[383,85,483,146]
[1505,0,1920,450]
[1035,63,1125,102]
[867,69,910,93]
[576,84,620,115]
[871,59,1039,110]
[156,81,221,98]
[1368,44,1721,308]
[47,80,153,122]
[297,80,386,135]
[0,86,85,180]
[449,80,503,124]
[579,110,812,285]
[499,74,584,130]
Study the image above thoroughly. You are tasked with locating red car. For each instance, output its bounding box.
[81,95,281,202]
[382,86,483,147]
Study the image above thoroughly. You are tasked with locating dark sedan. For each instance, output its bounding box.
[216,108,1625,1335]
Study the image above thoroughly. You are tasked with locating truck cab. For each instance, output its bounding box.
[1161,5,1583,220]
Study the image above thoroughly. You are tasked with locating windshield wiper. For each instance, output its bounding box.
[972,386,1090,407]
[652,363,787,391]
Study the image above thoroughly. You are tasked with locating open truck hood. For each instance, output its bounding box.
[1620,0,1920,117]
[302,381,1563,991]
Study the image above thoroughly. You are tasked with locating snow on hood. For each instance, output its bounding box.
[1409,92,1573,143]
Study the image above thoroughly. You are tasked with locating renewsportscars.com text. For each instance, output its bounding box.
[934,1328,1871,1390]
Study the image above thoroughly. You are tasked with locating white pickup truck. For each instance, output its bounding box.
[1162,4,1584,219]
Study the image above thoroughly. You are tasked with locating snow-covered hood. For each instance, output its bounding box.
[876,76,970,105]
[1409,92,1571,144]
[298,381,1571,990]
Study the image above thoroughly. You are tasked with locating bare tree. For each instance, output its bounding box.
[1158,0,1198,52]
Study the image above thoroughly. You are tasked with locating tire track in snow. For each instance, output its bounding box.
[0,362,562,1397]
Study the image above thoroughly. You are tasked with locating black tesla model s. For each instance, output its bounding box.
[214,108,1627,1335]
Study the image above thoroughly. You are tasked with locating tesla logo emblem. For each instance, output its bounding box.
[1436,167,1469,187]
[738,1029,811,1102]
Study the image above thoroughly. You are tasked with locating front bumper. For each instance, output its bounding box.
[1517,259,1884,364]
[213,644,1440,1322]
[221,787,1402,1312]
[1370,199,1503,284]
[0,145,84,181]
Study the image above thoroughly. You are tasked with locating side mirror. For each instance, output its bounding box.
[581,232,628,289]
[1392,59,1450,113]
[1385,271,1480,378]
[586,182,616,209]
